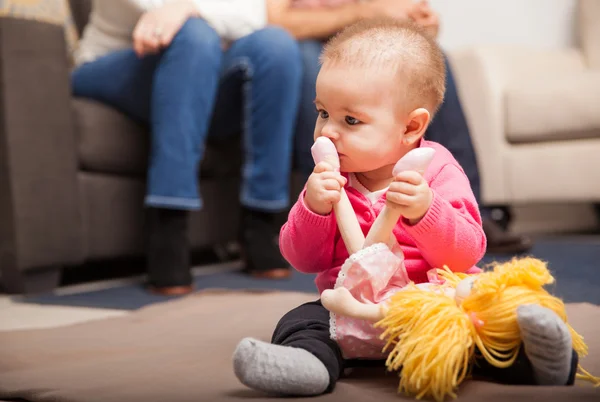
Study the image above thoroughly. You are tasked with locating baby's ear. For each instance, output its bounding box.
[403,108,431,146]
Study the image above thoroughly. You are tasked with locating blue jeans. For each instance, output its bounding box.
[72,19,302,212]
[294,40,485,214]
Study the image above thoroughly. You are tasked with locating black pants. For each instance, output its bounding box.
[272,300,579,392]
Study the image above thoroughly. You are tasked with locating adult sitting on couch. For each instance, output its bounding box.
[73,0,303,295]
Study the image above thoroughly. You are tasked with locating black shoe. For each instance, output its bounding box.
[145,207,193,290]
[483,218,534,254]
[239,207,291,279]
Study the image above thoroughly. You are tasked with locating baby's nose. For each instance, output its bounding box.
[319,124,340,141]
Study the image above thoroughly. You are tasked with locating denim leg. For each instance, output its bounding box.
[294,40,325,178]
[72,49,157,125]
[425,54,484,211]
[146,18,222,210]
[72,18,222,211]
[210,27,302,213]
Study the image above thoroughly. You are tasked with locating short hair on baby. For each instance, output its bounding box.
[320,18,446,116]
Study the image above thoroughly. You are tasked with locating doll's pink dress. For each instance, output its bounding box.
[329,240,412,360]
[329,241,478,360]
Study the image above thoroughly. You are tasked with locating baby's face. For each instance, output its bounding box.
[314,63,410,175]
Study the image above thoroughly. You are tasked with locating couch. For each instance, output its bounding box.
[0,0,297,294]
[449,0,600,206]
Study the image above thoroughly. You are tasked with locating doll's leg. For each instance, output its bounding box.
[472,304,577,386]
[233,300,344,396]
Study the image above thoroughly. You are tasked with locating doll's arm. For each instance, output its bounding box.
[321,287,386,322]
[321,283,445,322]
[311,137,365,255]
[364,147,436,248]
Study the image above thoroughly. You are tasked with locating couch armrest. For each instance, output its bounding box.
[447,45,586,204]
[0,18,83,293]
[580,0,600,69]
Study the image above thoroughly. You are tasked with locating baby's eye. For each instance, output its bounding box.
[345,116,361,125]
[318,110,329,119]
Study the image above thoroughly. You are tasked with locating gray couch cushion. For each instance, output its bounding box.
[74,98,149,176]
[73,98,243,178]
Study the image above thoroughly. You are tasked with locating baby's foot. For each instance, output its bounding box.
[233,337,329,396]
[517,304,573,385]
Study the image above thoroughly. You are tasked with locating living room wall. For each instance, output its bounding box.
[432,0,578,51]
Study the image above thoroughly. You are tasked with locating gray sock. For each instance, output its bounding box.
[233,337,330,396]
[516,304,573,385]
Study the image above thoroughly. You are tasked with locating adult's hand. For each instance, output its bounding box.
[407,0,440,39]
[361,0,414,21]
[133,1,199,57]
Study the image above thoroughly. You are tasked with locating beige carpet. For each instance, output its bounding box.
[0,290,598,402]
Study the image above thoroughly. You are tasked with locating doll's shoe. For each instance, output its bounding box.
[240,207,291,280]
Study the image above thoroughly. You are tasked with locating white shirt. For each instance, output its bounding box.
[75,0,267,66]
[348,173,388,205]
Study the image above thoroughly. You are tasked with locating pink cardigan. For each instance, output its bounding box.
[279,140,486,294]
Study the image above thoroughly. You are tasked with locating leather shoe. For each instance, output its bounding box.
[147,284,194,296]
[483,218,533,254]
[247,268,292,280]
[240,207,291,280]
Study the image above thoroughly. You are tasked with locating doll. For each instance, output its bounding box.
[322,258,600,401]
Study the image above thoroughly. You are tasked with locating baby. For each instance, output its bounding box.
[233,19,577,397]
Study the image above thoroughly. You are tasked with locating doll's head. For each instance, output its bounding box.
[313,18,445,178]
[376,257,589,401]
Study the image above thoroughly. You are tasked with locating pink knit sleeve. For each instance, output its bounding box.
[279,190,338,274]
[402,164,486,272]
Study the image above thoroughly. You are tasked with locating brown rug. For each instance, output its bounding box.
[0,290,598,402]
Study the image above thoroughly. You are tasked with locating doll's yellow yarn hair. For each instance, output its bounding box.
[375,257,599,402]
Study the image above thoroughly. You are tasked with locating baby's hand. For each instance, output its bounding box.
[386,171,432,224]
[304,162,347,216]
